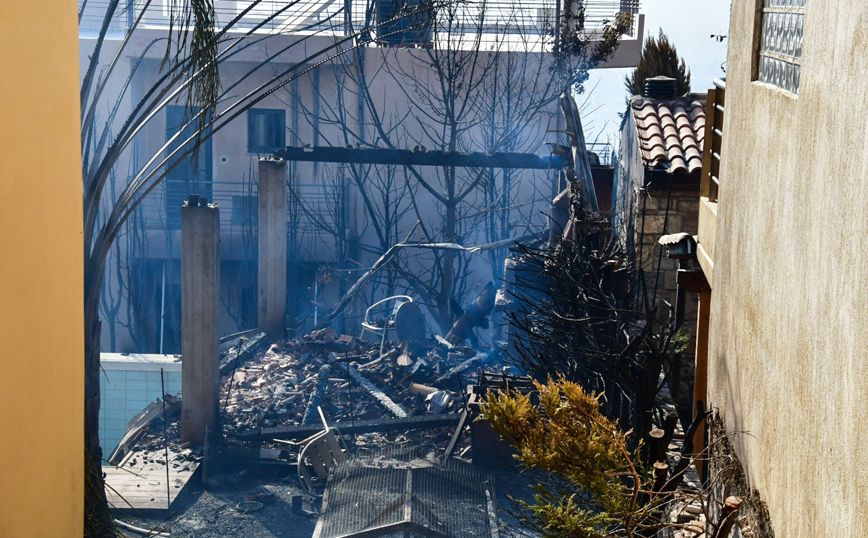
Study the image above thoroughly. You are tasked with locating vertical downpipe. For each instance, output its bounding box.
[313,69,321,181]
[344,0,352,36]
[159,261,166,354]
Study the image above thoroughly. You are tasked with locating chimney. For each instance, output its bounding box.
[643,76,679,99]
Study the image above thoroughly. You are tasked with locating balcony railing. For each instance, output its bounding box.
[78,0,640,44]
[701,78,725,202]
[696,78,724,285]
[587,142,615,167]
[137,179,257,231]
[137,179,340,239]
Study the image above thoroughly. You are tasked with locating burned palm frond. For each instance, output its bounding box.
[163,0,220,146]
[503,189,678,437]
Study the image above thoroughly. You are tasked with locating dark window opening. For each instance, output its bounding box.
[165,105,212,229]
[248,108,286,154]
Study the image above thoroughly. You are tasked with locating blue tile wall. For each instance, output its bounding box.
[99,367,182,455]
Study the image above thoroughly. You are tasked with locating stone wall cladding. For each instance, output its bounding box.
[635,188,700,426]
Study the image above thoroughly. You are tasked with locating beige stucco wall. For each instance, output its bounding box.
[0,0,84,536]
[709,1,868,535]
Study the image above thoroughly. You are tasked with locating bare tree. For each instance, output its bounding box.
[80,0,450,532]
[285,0,633,336]
[274,51,417,329]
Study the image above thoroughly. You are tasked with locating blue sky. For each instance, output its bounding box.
[580,0,732,144]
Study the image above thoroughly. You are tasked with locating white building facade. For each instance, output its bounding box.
[79,0,645,353]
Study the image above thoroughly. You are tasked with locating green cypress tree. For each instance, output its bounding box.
[625,30,691,97]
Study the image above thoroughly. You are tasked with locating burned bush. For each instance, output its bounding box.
[503,189,684,437]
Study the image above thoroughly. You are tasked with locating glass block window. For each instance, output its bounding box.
[757,0,805,94]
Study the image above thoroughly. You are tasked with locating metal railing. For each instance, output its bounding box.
[701,78,725,203]
[78,0,640,44]
[136,178,340,239]
[587,142,615,167]
[138,179,257,230]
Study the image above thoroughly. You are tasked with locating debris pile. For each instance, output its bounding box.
[217,326,507,437]
[120,306,513,474]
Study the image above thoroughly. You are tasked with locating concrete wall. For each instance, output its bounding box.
[709,1,868,535]
[0,1,84,535]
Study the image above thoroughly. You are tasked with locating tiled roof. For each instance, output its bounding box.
[630,95,706,175]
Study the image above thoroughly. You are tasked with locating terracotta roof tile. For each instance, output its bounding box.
[663,124,679,141]
[677,124,695,143]
[684,145,702,163]
[630,94,707,175]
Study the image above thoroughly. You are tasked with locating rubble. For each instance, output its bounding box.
[123,316,514,481]
[109,394,181,464]
[212,326,507,438]
[346,365,407,418]
[425,391,451,414]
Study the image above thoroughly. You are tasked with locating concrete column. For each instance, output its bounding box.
[180,203,220,446]
[258,158,287,340]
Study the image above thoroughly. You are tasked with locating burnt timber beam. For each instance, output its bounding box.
[347,365,408,418]
[219,332,268,376]
[237,413,462,442]
[273,146,564,170]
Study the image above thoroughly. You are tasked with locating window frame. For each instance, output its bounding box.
[755,0,805,95]
[247,108,287,154]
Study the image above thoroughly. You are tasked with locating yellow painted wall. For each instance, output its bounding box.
[710,1,868,535]
[0,1,84,536]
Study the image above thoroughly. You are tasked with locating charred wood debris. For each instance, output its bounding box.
[110,301,508,471]
[217,326,490,439]
[500,180,689,443]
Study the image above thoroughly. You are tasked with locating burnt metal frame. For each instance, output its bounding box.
[313,470,451,538]
[238,413,462,442]
[312,466,499,538]
[274,146,565,170]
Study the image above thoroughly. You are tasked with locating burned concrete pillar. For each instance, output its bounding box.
[180,202,220,446]
[258,158,287,341]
